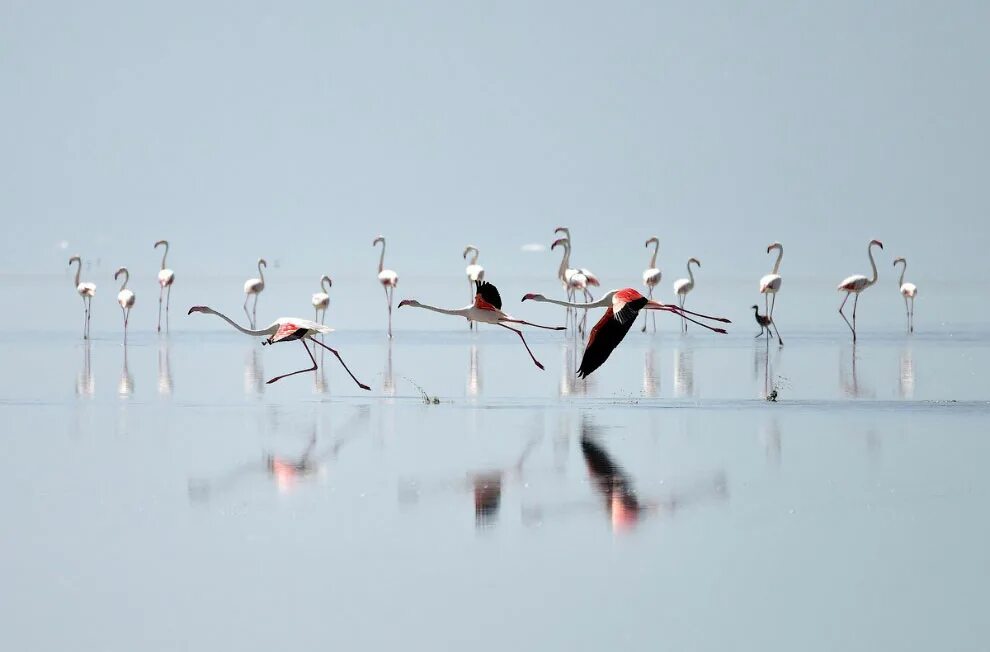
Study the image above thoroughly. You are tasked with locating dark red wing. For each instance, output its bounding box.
[577,296,648,377]
[475,281,502,310]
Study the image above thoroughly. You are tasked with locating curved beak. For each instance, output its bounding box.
[398,299,411,308]
[551,238,566,250]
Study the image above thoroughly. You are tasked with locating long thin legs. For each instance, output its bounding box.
[678,295,686,332]
[81,296,89,339]
[384,285,394,338]
[243,294,253,329]
[500,318,566,331]
[468,281,475,330]
[266,339,318,384]
[852,293,859,340]
[310,338,371,390]
[903,295,915,333]
[499,323,545,370]
[252,293,259,331]
[910,296,915,333]
[839,291,855,341]
[121,306,130,344]
[165,285,171,331]
[158,285,164,332]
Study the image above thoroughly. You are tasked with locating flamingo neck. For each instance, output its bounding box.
[257,261,265,284]
[321,277,330,293]
[159,243,169,270]
[687,260,696,285]
[411,303,471,318]
[377,241,386,273]
[896,261,906,287]
[649,241,658,269]
[467,248,478,265]
[532,294,612,310]
[771,246,783,274]
[867,244,879,286]
[557,242,571,281]
[71,259,81,287]
[199,307,276,337]
[118,270,129,291]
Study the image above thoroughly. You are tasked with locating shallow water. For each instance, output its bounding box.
[2,274,989,650]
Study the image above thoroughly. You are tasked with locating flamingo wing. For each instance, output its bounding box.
[577,293,648,378]
[474,280,502,310]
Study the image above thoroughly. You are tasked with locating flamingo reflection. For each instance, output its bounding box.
[158,340,173,396]
[642,347,658,397]
[244,348,264,395]
[467,344,481,397]
[840,344,872,398]
[899,345,915,399]
[76,342,95,398]
[383,341,395,397]
[673,345,694,397]
[118,347,134,397]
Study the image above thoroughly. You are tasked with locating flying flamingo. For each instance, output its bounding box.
[893,257,917,333]
[837,239,884,342]
[554,227,600,291]
[672,258,701,333]
[187,306,371,389]
[311,275,332,324]
[243,258,267,329]
[373,236,399,338]
[114,267,135,344]
[69,255,96,339]
[641,236,662,333]
[463,245,485,330]
[398,280,565,370]
[154,240,175,333]
[522,288,729,377]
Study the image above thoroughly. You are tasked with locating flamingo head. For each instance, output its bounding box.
[113,267,127,280]
[893,256,906,266]
[258,258,267,268]
[767,241,781,253]
[154,239,168,249]
[321,274,333,288]
[645,236,658,247]
[373,236,385,247]
[68,255,80,266]
[689,257,701,267]
[521,293,545,302]
[463,245,478,259]
[187,306,210,315]
[870,239,884,249]
[554,226,569,236]
[398,299,418,308]
[551,238,567,251]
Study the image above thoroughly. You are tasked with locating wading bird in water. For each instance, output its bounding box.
[399,280,565,370]
[551,237,590,333]
[463,245,485,329]
[311,275,332,324]
[114,267,135,344]
[554,227,600,292]
[751,305,781,344]
[760,242,783,333]
[69,255,96,339]
[642,236,662,333]
[893,257,917,333]
[187,306,370,389]
[522,288,729,377]
[672,258,702,332]
[154,240,175,333]
[837,239,884,342]
[243,258,267,329]
[373,236,399,338]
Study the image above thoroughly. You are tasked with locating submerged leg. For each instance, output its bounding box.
[266,340,319,384]
[310,338,372,390]
[498,323,545,370]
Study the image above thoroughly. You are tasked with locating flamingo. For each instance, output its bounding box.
[522,288,729,377]
[893,257,917,333]
[672,258,701,333]
[641,236,662,333]
[463,245,485,330]
[751,305,781,344]
[311,275,332,324]
[186,306,371,389]
[551,237,590,333]
[243,258,267,329]
[837,239,884,342]
[373,236,399,338]
[154,240,175,333]
[554,227,601,291]
[760,242,783,327]
[114,267,135,344]
[398,280,565,370]
[68,255,96,339]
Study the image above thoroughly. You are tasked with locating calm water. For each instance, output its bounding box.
[2,274,989,650]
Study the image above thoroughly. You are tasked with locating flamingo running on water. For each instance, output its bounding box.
[398,280,565,370]
[522,288,729,377]
[893,257,917,333]
[243,258,267,329]
[69,255,96,339]
[187,306,370,389]
[837,239,884,342]
[114,267,135,344]
[312,275,332,324]
[760,242,783,336]
[463,245,485,330]
[154,240,175,333]
[672,258,701,333]
[373,236,399,338]
[641,236,662,333]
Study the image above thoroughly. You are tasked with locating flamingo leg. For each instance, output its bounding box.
[650,287,657,333]
[903,295,910,333]
[838,292,854,339]
[252,293,259,331]
[498,323,545,370]
[852,293,860,341]
[309,338,372,391]
[243,294,253,329]
[910,296,915,333]
[468,281,474,330]
[266,340,320,384]
[642,287,650,332]
[87,296,93,339]
[500,318,566,331]
[656,307,727,334]
[165,284,171,331]
[81,296,88,339]
[158,284,164,333]
[769,293,777,320]
[678,295,686,332]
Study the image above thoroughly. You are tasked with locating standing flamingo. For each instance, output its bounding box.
[837,239,884,342]
[398,280,565,370]
[69,255,96,339]
[187,306,370,389]
[893,257,917,333]
[114,267,135,344]
[760,242,783,327]
[312,275,332,324]
[672,258,701,332]
[373,236,399,338]
[522,288,729,377]
[154,240,175,333]
[554,227,600,291]
[463,245,485,330]
[243,258,267,329]
[641,236,662,333]
[551,237,590,333]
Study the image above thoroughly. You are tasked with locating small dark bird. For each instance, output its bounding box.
[752,305,782,345]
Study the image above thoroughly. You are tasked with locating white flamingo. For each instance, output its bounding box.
[154,240,175,333]
[837,239,884,342]
[69,255,96,339]
[243,258,267,329]
[759,242,783,345]
[373,236,399,338]
[312,275,332,324]
[641,236,662,333]
[554,227,600,291]
[893,257,917,333]
[551,237,589,333]
[672,258,701,333]
[114,267,135,344]
[463,245,485,330]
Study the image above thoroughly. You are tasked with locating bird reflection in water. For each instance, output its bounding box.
[313,362,328,395]
[899,345,915,399]
[840,344,871,398]
[754,337,771,399]
[244,348,264,396]
[76,342,95,398]
[642,347,659,397]
[467,344,481,397]
[118,346,134,397]
[158,340,173,396]
[383,341,395,397]
[673,345,694,398]
[559,340,591,397]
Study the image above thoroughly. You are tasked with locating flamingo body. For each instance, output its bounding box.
[117,289,135,309]
[900,282,917,298]
[159,269,175,287]
[69,256,96,339]
[759,274,781,293]
[77,282,96,297]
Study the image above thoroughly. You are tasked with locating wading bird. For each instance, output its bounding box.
[463,245,485,329]
[522,288,729,377]
[243,258,267,329]
[554,227,600,290]
[69,255,96,339]
[642,236,662,333]
[893,257,917,333]
[187,306,370,389]
[760,242,783,325]
[672,258,702,332]
[114,267,135,343]
[373,236,399,338]
[751,305,782,345]
[398,280,565,370]
[311,275,332,324]
[551,237,590,333]
[837,239,884,342]
[154,240,175,333]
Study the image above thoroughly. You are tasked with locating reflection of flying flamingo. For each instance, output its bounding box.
[751,304,782,345]
[373,236,399,338]
[399,280,565,370]
[760,242,783,325]
[243,258,267,329]
[641,237,662,333]
[463,245,485,329]
[114,267,135,344]
[893,257,917,333]
[69,256,96,339]
[187,306,370,389]
[522,289,728,377]
[837,240,884,342]
[672,258,701,333]
[153,240,175,332]
[311,275,332,324]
